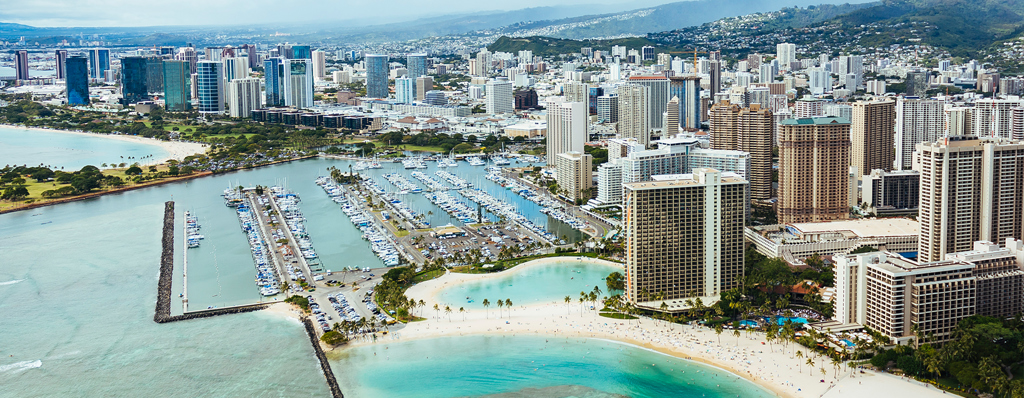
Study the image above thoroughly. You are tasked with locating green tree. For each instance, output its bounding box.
[125,166,143,176]
[320,330,349,345]
[606,272,625,291]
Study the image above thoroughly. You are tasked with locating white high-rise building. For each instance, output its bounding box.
[227,77,261,118]
[735,72,754,88]
[283,59,313,108]
[595,161,624,206]
[776,43,796,68]
[518,50,533,64]
[973,99,1021,139]
[395,77,415,104]
[546,97,587,164]
[895,98,945,170]
[223,57,249,83]
[617,84,651,146]
[808,68,830,94]
[485,77,513,115]
[311,50,326,80]
[916,137,1024,262]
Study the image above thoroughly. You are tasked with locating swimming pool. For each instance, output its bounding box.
[771,316,809,325]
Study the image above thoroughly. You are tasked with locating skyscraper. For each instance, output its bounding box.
[669,76,701,130]
[311,50,326,80]
[973,99,1020,139]
[65,55,89,106]
[196,61,225,114]
[162,60,189,112]
[597,94,618,123]
[485,77,513,115]
[407,53,427,80]
[145,57,163,94]
[395,77,415,104]
[665,96,680,137]
[777,117,851,223]
[176,47,197,74]
[415,75,433,101]
[555,151,593,203]
[776,43,796,68]
[617,84,651,146]
[709,101,774,200]
[263,58,284,107]
[709,60,721,97]
[88,48,110,79]
[916,137,1024,262]
[224,57,249,82]
[905,71,928,97]
[227,78,262,118]
[14,50,29,80]
[895,98,945,170]
[546,98,587,164]
[624,169,747,309]
[291,45,311,60]
[55,50,67,80]
[628,76,669,130]
[120,56,150,105]
[364,55,389,99]
[283,59,313,109]
[850,99,896,176]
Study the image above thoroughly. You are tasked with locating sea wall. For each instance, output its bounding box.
[153,200,268,323]
[154,201,175,322]
[302,317,344,398]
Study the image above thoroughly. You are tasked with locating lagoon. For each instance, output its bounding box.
[435,260,621,309]
[333,335,775,398]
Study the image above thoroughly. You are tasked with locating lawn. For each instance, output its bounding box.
[599,312,637,320]
[1,165,200,212]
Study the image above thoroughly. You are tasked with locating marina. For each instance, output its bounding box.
[316,176,405,266]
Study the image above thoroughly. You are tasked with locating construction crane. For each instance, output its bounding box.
[668,49,708,72]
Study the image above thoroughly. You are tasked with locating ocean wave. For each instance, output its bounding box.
[0,279,24,286]
[0,360,42,374]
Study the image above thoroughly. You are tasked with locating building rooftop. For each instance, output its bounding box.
[780,117,851,125]
[791,218,919,238]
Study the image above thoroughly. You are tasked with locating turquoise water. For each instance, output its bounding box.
[772,317,809,325]
[0,126,170,170]
[0,200,328,396]
[435,260,621,309]
[1,138,767,396]
[333,335,775,398]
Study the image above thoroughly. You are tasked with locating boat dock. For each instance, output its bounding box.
[182,210,189,313]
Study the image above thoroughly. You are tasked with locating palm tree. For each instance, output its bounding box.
[806,358,815,374]
[433,303,440,319]
[578,296,585,315]
[505,299,512,316]
[483,299,490,318]
[831,356,841,379]
[445,305,452,322]
[564,295,571,315]
[714,323,724,344]
[459,307,466,321]
[497,299,504,318]
[796,350,804,374]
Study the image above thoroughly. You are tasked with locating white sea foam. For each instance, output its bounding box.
[0,360,42,373]
[0,279,24,286]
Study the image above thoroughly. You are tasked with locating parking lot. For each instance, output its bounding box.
[412,223,547,266]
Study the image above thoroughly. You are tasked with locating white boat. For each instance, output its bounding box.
[467,157,485,166]
[491,156,510,166]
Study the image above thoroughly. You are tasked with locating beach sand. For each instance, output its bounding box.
[299,257,948,398]
[4,125,208,165]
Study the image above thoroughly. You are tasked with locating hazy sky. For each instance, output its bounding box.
[0,0,672,27]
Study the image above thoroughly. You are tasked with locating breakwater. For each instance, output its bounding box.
[302,317,344,398]
[154,200,269,323]
[154,201,175,322]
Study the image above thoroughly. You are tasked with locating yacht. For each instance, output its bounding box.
[491,156,511,166]
[467,156,485,166]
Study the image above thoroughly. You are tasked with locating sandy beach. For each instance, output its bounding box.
[290,258,949,398]
[2,124,208,164]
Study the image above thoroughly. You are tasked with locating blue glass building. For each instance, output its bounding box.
[196,61,224,114]
[65,56,89,106]
[365,54,389,99]
[669,76,702,130]
[163,60,189,112]
[588,87,604,116]
[88,48,109,79]
[264,58,284,107]
[292,46,311,59]
[120,56,149,105]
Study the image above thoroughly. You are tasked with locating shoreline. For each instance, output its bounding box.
[259,257,947,398]
[0,123,209,165]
